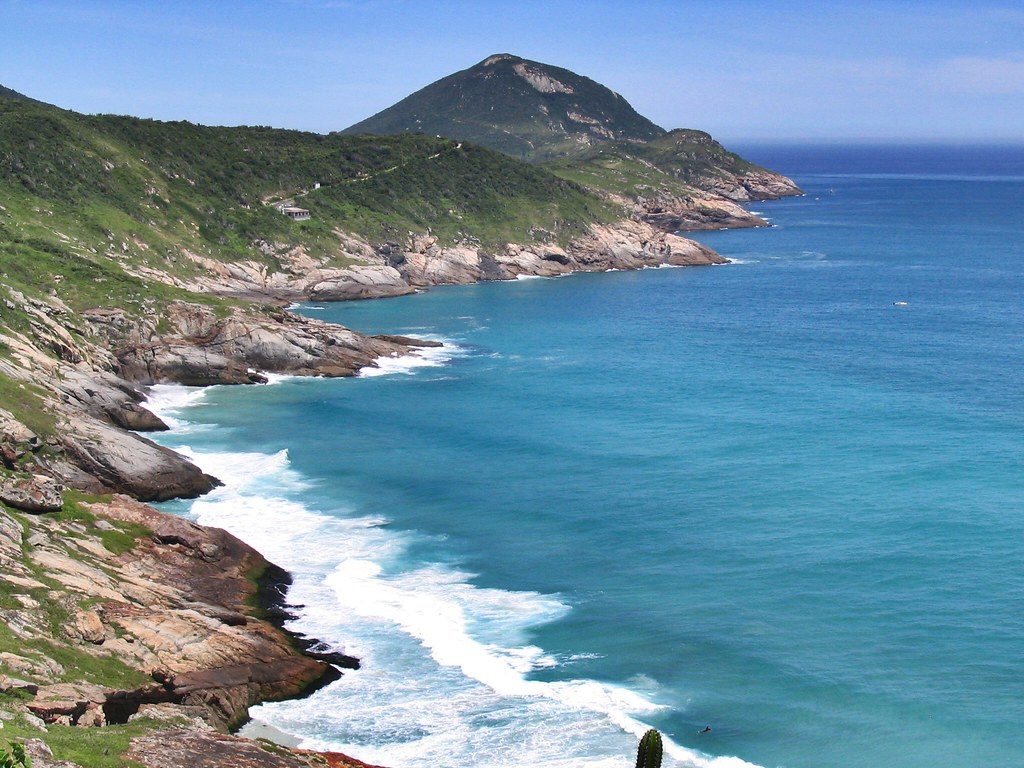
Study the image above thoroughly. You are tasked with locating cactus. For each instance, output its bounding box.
[635,729,663,768]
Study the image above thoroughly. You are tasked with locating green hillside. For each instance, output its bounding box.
[0,91,618,323]
[344,53,665,161]
[0,84,34,102]
[544,129,778,199]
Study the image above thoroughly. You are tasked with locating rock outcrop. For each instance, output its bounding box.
[114,303,419,386]
[55,414,220,501]
[150,219,725,304]
[0,473,63,512]
[124,729,385,768]
[0,495,343,732]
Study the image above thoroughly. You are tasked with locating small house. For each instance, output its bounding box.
[280,206,310,221]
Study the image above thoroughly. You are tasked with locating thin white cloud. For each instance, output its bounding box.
[936,55,1024,94]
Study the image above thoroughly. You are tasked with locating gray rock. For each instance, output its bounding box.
[0,674,40,695]
[57,416,219,502]
[0,408,41,466]
[0,474,64,513]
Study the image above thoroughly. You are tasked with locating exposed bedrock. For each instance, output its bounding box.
[113,302,416,386]
[1,495,344,733]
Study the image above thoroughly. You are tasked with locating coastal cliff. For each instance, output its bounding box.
[0,58,796,766]
[0,212,718,503]
[0,484,381,767]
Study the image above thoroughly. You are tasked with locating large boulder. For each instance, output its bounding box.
[0,474,64,513]
[0,408,41,466]
[54,370,168,432]
[116,303,415,384]
[58,416,219,501]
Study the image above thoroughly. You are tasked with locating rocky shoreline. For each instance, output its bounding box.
[1,216,729,504]
[0,210,788,767]
[0,488,382,767]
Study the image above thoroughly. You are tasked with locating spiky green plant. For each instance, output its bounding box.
[0,742,30,768]
[635,729,663,768]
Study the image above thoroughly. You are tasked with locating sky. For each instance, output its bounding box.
[1,0,1022,143]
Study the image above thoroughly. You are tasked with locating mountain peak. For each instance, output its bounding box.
[344,55,664,161]
[480,53,518,66]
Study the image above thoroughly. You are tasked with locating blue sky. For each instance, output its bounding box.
[1,0,1022,142]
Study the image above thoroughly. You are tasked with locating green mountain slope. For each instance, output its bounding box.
[341,55,801,206]
[0,92,617,316]
[545,129,801,203]
[0,83,35,102]
[344,53,665,161]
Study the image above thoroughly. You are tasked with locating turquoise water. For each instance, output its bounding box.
[154,148,1024,768]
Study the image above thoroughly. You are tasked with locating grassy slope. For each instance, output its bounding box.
[0,96,618,278]
[0,91,619,440]
[542,129,771,198]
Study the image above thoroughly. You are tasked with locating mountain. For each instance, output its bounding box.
[343,53,802,217]
[344,53,666,161]
[0,83,36,102]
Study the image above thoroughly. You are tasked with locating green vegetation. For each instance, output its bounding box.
[0,741,29,768]
[545,129,771,199]
[0,602,149,692]
[0,714,172,768]
[52,490,152,555]
[0,85,32,103]
[0,493,152,690]
[0,91,618,303]
[345,53,666,161]
[0,373,54,439]
[635,729,663,768]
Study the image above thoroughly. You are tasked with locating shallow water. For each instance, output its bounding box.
[153,146,1024,768]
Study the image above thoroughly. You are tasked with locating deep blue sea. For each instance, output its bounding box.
[153,145,1024,768]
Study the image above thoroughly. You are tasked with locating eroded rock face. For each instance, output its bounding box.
[306,264,413,301]
[379,218,725,290]
[0,473,63,513]
[126,729,386,768]
[57,415,219,501]
[68,610,106,645]
[117,303,415,386]
[54,370,167,432]
[2,495,343,732]
[0,408,41,465]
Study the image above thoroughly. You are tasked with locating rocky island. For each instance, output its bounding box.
[0,53,798,766]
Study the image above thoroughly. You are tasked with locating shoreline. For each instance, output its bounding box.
[123,206,797,765]
[142,318,765,768]
[0,202,789,767]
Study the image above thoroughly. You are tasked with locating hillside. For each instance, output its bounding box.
[0,91,616,263]
[0,84,34,102]
[343,53,801,222]
[544,129,802,230]
[344,53,665,161]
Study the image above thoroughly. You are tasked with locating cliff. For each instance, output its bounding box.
[0,481,385,767]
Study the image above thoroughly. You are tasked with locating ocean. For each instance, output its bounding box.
[151,145,1024,768]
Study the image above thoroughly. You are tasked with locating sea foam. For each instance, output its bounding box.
[149,381,763,768]
[359,339,459,377]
